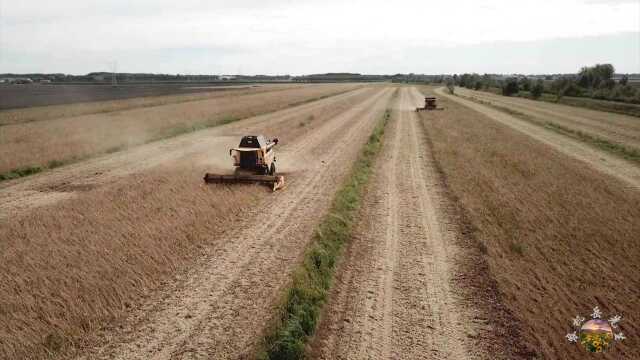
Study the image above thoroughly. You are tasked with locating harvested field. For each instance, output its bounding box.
[0,83,361,175]
[455,87,640,153]
[3,80,638,360]
[309,87,513,359]
[0,84,393,359]
[420,86,640,359]
[437,88,640,189]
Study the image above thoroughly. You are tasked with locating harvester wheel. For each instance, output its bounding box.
[270,163,276,175]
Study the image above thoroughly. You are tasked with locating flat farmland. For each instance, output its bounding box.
[2,82,639,360]
[429,86,640,359]
[0,84,394,359]
[455,87,640,153]
[0,83,360,175]
[0,83,285,110]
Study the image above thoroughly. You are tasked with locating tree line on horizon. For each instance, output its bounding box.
[450,64,639,104]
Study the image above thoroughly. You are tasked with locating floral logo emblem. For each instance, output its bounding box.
[566,306,625,353]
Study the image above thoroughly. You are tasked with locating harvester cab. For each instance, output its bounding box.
[204,135,285,191]
[231,135,278,175]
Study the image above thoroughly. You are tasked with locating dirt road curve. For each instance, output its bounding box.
[72,87,394,359]
[0,87,370,219]
[436,88,640,189]
[310,87,483,359]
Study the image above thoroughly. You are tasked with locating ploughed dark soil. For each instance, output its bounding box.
[0,83,261,109]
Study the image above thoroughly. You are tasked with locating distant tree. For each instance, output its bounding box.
[474,81,483,90]
[502,77,520,96]
[551,76,582,99]
[446,80,455,95]
[531,79,544,99]
[620,75,629,86]
[519,77,531,92]
[481,74,494,89]
[578,63,615,89]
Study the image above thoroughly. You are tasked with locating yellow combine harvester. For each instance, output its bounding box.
[204,135,285,191]
[416,97,444,111]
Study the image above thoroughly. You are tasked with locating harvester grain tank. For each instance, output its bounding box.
[204,135,285,191]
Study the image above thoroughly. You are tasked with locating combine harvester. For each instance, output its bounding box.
[416,96,444,112]
[204,135,285,191]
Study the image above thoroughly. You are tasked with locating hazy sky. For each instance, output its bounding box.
[1,0,638,75]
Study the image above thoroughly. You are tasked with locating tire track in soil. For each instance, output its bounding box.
[309,87,482,359]
[74,88,395,360]
[436,87,640,190]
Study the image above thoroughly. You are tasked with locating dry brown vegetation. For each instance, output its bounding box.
[0,83,359,174]
[456,87,640,152]
[0,166,263,358]
[0,84,295,126]
[0,86,383,359]
[419,87,640,359]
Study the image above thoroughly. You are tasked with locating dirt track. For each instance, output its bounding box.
[53,87,395,359]
[454,87,640,151]
[436,88,640,189]
[309,87,487,359]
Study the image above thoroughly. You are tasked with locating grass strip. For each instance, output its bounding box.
[457,94,640,165]
[477,87,640,118]
[258,108,392,360]
[0,166,43,181]
[543,122,640,164]
[0,88,359,183]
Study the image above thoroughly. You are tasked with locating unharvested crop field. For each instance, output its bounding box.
[2,82,639,360]
[0,83,360,175]
[0,84,392,359]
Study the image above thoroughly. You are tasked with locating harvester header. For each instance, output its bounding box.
[204,135,285,191]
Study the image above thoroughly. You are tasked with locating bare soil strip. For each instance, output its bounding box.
[436,88,640,189]
[310,87,491,359]
[72,88,395,359]
[455,87,640,151]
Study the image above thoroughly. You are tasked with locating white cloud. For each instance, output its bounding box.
[1,0,638,74]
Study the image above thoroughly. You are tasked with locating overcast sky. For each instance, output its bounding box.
[1,0,638,75]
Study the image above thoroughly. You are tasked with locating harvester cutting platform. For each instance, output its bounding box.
[204,135,285,191]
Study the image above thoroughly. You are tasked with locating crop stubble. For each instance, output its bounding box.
[423,87,640,359]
